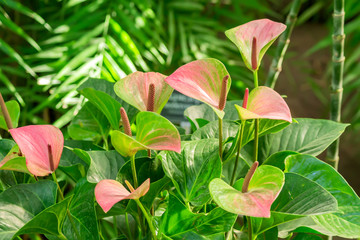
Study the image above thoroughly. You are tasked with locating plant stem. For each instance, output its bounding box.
[219,117,223,160]
[230,120,245,186]
[135,199,158,240]
[52,172,81,240]
[125,213,133,240]
[253,71,259,163]
[130,155,138,188]
[247,216,254,240]
[265,0,302,88]
[326,0,345,170]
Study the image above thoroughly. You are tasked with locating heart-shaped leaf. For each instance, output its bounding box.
[225,19,286,71]
[95,178,150,213]
[0,181,57,239]
[285,154,360,238]
[9,125,64,176]
[111,111,180,157]
[0,100,20,130]
[165,58,231,119]
[158,139,221,206]
[114,71,173,113]
[235,86,292,122]
[209,165,284,218]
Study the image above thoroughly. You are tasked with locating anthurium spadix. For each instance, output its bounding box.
[9,125,64,176]
[114,71,173,113]
[95,178,150,213]
[235,86,292,123]
[111,111,181,157]
[209,164,284,218]
[225,19,286,71]
[165,58,231,119]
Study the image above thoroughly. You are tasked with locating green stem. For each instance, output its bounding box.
[135,199,158,240]
[253,70,258,88]
[130,155,138,188]
[265,0,302,88]
[125,213,133,240]
[247,216,254,240]
[230,120,245,186]
[219,117,223,160]
[253,70,259,164]
[326,0,345,170]
[52,172,81,240]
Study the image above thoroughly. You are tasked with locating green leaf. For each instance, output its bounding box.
[86,150,126,183]
[0,181,57,239]
[285,155,360,238]
[0,100,20,130]
[111,112,180,157]
[263,151,299,170]
[158,139,221,206]
[159,194,236,239]
[272,173,337,215]
[63,179,99,240]
[15,197,71,238]
[0,139,15,158]
[209,165,284,218]
[68,102,109,141]
[258,118,349,162]
[191,120,238,141]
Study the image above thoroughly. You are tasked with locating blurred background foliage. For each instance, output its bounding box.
[0,0,360,179]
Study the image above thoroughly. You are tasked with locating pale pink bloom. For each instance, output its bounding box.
[9,125,64,176]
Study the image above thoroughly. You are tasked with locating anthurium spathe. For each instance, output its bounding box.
[209,164,284,218]
[165,58,231,119]
[225,19,286,71]
[9,125,64,176]
[114,71,173,113]
[95,178,150,213]
[111,111,181,157]
[235,86,292,122]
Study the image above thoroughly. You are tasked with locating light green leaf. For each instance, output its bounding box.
[0,100,20,130]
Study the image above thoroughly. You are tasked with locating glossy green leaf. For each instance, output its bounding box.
[0,153,29,174]
[111,111,181,157]
[209,165,284,218]
[15,197,71,238]
[285,155,360,238]
[0,181,57,239]
[0,100,20,130]
[63,179,99,240]
[263,151,299,170]
[272,173,337,215]
[159,194,236,239]
[258,118,349,162]
[158,139,221,206]
[86,150,126,183]
[68,102,109,141]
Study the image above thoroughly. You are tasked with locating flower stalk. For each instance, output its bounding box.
[326,0,345,169]
[253,71,259,163]
[218,75,229,160]
[265,0,302,88]
[0,92,13,130]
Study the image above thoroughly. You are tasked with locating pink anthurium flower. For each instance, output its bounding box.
[235,86,292,123]
[9,125,64,176]
[165,58,231,119]
[95,178,150,213]
[225,19,286,71]
[114,71,173,113]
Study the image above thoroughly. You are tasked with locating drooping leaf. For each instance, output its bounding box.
[159,194,236,239]
[225,19,286,71]
[235,86,292,122]
[114,71,173,113]
[209,165,284,218]
[165,58,231,119]
[111,111,181,157]
[9,125,64,176]
[0,181,57,240]
[285,155,360,238]
[95,178,150,213]
[257,118,349,162]
[0,100,20,130]
[63,179,99,240]
[159,139,221,206]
